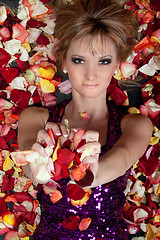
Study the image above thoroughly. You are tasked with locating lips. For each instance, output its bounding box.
[82,84,99,88]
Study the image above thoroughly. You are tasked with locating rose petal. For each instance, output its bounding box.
[0,48,11,68]
[78,218,92,231]
[0,67,19,84]
[66,183,86,201]
[50,189,62,203]
[61,215,80,230]
[12,23,30,44]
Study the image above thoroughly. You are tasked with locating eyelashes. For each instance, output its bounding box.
[71,57,112,65]
[99,58,112,65]
[71,57,84,64]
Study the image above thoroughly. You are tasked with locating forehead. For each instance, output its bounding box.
[67,35,117,57]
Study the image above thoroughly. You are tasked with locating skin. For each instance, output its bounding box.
[18,35,153,186]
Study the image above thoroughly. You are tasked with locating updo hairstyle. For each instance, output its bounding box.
[52,0,138,71]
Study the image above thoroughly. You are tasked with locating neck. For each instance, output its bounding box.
[67,92,108,122]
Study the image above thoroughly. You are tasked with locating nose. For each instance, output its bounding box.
[85,64,97,81]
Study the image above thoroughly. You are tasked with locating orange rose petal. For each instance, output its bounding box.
[50,190,62,203]
[78,218,92,231]
[70,166,86,181]
[134,35,151,51]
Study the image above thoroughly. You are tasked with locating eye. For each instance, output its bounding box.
[99,58,112,65]
[71,57,84,64]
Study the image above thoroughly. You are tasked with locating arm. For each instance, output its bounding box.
[18,106,69,183]
[18,106,49,151]
[93,114,153,187]
[17,106,49,182]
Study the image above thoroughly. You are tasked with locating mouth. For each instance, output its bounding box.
[82,84,99,89]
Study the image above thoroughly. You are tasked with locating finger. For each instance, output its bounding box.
[82,156,99,177]
[45,122,68,138]
[37,129,54,148]
[31,142,48,157]
[58,123,68,137]
[45,122,62,137]
[82,130,99,142]
[68,128,78,141]
[77,142,101,154]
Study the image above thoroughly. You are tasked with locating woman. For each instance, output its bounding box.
[18,0,153,239]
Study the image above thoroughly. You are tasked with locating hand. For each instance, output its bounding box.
[76,130,101,184]
[31,122,68,156]
[29,122,68,183]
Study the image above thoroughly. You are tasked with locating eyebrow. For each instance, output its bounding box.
[99,55,112,59]
[71,54,112,59]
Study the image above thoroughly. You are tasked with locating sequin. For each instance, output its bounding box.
[33,100,130,240]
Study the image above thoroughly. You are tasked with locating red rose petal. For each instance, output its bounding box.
[0,48,11,68]
[107,83,127,105]
[138,155,159,176]
[53,161,69,180]
[0,137,8,149]
[14,192,33,203]
[27,18,47,28]
[21,212,37,225]
[0,67,19,84]
[61,215,80,230]
[37,34,50,45]
[10,89,31,110]
[57,148,75,166]
[40,0,50,4]
[66,183,86,201]
[1,174,15,192]
[16,59,29,72]
[4,129,17,143]
[0,197,7,216]
[75,169,94,188]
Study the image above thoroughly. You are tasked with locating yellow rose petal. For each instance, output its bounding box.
[3,155,14,171]
[52,137,61,162]
[22,41,31,52]
[39,65,57,80]
[153,126,159,133]
[114,68,123,80]
[20,237,30,240]
[40,78,55,93]
[157,184,160,194]
[128,107,140,114]
[149,137,159,145]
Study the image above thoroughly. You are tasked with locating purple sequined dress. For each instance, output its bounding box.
[33,100,130,240]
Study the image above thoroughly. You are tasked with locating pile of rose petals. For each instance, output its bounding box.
[0,0,159,239]
[11,128,94,206]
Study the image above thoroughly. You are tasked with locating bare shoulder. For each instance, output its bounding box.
[121,114,153,136]
[19,106,49,123]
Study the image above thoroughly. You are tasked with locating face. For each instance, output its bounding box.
[63,35,119,99]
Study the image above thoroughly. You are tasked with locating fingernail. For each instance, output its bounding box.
[49,144,55,148]
[55,132,61,136]
[72,128,78,132]
[63,134,68,137]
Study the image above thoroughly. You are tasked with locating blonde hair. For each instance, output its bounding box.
[52,0,138,71]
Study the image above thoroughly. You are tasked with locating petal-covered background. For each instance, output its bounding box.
[0,0,159,239]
